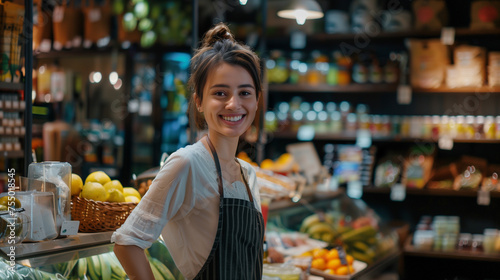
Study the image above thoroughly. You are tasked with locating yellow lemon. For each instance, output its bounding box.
[0,196,21,208]
[260,159,275,170]
[85,171,111,185]
[103,180,124,193]
[123,187,141,200]
[107,189,126,203]
[81,182,108,202]
[71,173,84,196]
[125,196,140,203]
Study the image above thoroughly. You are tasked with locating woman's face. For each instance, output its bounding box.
[197,63,259,139]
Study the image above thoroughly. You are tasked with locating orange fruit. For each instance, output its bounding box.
[326,259,342,271]
[324,269,336,275]
[311,258,326,270]
[346,254,354,265]
[325,249,339,261]
[300,251,313,257]
[312,248,328,260]
[336,265,355,276]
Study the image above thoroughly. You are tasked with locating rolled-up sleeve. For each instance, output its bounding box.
[111,151,196,249]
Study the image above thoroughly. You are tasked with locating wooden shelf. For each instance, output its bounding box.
[0,150,24,159]
[404,234,500,262]
[269,131,500,144]
[363,187,500,198]
[268,84,500,94]
[0,82,24,91]
[413,86,500,93]
[268,83,398,93]
[266,28,500,47]
[268,189,344,213]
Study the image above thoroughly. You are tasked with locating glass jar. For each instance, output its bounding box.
[464,115,476,139]
[484,116,496,139]
[442,233,458,252]
[471,234,484,252]
[330,111,342,133]
[474,115,485,139]
[496,116,500,139]
[456,115,465,138]
[483,228,498,254]
[457,233,472,251]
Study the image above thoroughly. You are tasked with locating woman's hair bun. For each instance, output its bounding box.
[202,23,235,47]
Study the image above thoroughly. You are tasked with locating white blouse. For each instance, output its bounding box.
[111,141,261,280]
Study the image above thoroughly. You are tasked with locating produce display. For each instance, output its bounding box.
[73,171,141,203]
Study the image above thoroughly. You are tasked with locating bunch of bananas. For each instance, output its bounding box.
[299,213,337,243]
[337,225,378,265]
[72,253,127,280]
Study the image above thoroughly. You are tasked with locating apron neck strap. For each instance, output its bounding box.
[206,136,224,199]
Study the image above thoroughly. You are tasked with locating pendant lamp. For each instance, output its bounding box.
[277,0,324,25]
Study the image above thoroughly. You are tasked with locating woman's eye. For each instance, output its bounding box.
[214,91,225,96]
[240,91,252,96]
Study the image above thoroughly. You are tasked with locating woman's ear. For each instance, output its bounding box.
[194,93,203,112]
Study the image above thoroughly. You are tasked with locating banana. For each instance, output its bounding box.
[307,222,334,236]
[107,253,127,279]
[300,214,335,233]
[150,257,176,280]
[352,241,370,252]
[99,255,112,280]
[340,225,377,243]
[86,257,96,280]
[149,259,165,280]
[78,258,87,279]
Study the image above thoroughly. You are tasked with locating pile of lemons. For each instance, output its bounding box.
[71,171,141,203]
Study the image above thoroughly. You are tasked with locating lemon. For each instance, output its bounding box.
[103,180,124,193]
[71,173,84,196]
[125,196,140,203]
[0,196,21,208]
[123,187,141,200]
[107,189,126,203]
[81,182,108,202]
[85,171,112,185]
[260,159,275,170]
[0,205,7,211]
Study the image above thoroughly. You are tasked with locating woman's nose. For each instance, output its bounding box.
[226,95,241,109]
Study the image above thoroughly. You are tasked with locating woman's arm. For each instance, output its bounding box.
[113,244,155,280]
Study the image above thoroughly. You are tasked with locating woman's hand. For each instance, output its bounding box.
[113,244,155,280]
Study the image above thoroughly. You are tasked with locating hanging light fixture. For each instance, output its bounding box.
[277,0,324,25]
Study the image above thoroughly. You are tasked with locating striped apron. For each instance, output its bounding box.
[193,137,264,280]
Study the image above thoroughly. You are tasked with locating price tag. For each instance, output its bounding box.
[88,8,102,22]
[287,142,323,185]
[441,27,455,45]
[438,136,454,150]
[53,6,64,23]
[356,129,372,148]
[390,183,406,201]
[397,85,412,104]
[60,221,80,236]
[336,246,348,266]
[347,180,363,199]
[477,190,491,206]
[290,31,306,49]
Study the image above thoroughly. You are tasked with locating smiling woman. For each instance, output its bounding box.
[112,22,265,280]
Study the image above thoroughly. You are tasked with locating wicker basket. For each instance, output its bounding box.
[71,196,138,233]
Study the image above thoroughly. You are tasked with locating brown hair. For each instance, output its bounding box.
[188,23,262,130]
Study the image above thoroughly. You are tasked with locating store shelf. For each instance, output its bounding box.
[363,187,500,198]
[0,232,114,267]
[268,84,398,93]
[268,84,500,94]
[0,150,24,159]
[413,86,500,94]
[0,82,24,91]
[269,131,500,144]
[404,234,500,262]
[269,189,344,213]
[266,28,500,47]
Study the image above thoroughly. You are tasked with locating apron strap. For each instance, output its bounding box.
[237,160,254,203]
[206,136,224,199]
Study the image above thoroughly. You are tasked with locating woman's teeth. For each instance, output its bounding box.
[222,115,243,122]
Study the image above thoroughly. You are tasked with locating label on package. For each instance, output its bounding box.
[391,183,406,201]
[477,190,490,206]
[60,221,80,236]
